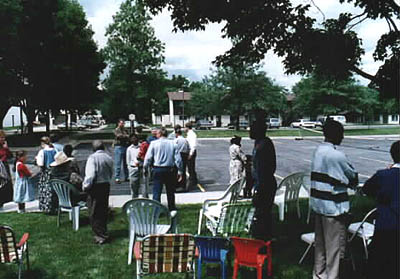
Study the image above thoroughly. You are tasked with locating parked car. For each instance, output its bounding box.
[124,120,150,130]
[196,120,214,130]
[266,118,281,129]
[227,120,249,129]
[327,115,347,125]
[290,119,316,128]
[57,122,86,130]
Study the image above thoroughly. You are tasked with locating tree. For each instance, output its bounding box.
[292,75,381,121]
[144,0,399,98]
[101,0,165,123]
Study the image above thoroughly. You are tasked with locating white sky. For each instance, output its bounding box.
[80,0,396,90]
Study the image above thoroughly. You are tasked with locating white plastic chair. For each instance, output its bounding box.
[122,198,178,265]
[348,208,376,259]
[197,177,246,234]
[274,172,309,221]
[50,179,87,231]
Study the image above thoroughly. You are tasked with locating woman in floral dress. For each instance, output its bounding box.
[0,130,13,208]
[229,135,247,185]
[36,136,57,214]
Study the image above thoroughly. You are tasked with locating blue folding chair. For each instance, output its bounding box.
[194,236,229,279]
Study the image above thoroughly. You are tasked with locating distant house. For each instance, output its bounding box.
[2,106,27,128]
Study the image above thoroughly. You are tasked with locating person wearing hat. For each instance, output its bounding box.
[50,151,87,203]
[229,135,246,185]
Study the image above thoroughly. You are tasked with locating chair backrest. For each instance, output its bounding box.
[349,208,377,242]
[229,176,246,204]
[230,236,270,264]
[194,236,229,262]
[278,172,307,202]
[217,202,255,237]
[123,198,171,237]
[0,226,18,263]
[50,179,78,208]
[140,234,195,274]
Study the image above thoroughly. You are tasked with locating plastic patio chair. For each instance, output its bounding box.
[230,236,272,279]
[273,172,309,221]
[198,177,246,234]
[348,208,377,259]
[134,234,195,279]
[0,226,30,279]
[194,236,229,279]
[50,179,87,231]
[122,198,178,265]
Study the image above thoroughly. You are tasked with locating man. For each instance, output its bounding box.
[83,140,113,244]
[144,127,183,211]
[310,120,358,279]
[50,133,64,153]
[174,125,189,191]
[126,134,143,198]
[113,119,129,183]
[362,140,399,279]
[185,122,198,188]
[147,127,159,144]
[249,117,277,241]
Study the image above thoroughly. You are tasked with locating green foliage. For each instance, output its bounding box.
[101,0,165,123]
[144,0,399,98]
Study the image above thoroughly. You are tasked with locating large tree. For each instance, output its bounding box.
[144,0,399,98]
[101,0,165,123]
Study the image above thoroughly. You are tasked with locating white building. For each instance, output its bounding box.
[2,106,27,128]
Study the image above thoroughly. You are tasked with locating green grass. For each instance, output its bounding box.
[0,196,375,279]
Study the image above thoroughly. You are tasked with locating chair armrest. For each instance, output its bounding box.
[134,241,142,259]
[16,233,29,248]
[202,191,231,210]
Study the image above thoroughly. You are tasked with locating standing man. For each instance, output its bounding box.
[113,119,129,183]
[310,120,358,279]
[126,134,143,198]
[144,127,183,211]
[185,122,198,188]
[147,127,159,144]
[83,140,113,245]
[174,125,189,191]
[249,117,277,241]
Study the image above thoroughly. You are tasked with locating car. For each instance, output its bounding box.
[57,122,86,130]
[266,118,281,129]
[124,120,150,130]
[227,120,249,130]
[290,119,316,128]
[195,119,214,130]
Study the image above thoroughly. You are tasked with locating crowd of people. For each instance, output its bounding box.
[0,115,398,277]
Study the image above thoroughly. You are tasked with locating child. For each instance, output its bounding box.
[14,150,36,213]
[126,134,143,198]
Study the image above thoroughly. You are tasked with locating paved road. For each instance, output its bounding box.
[21,135,399,195]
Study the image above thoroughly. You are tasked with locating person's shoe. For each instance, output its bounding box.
[17,209,25,214]
[115,179,121,184]
[94,236,107,245]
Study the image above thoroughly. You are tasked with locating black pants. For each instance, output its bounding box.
[251,185,277,241]
[177,152,188,190]
[187,151,197,186]
[152,167,177,211]
[87,183,110,240]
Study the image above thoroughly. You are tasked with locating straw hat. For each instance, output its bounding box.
[50,151,73,167]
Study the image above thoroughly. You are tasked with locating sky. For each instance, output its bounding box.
[79,0,396,90]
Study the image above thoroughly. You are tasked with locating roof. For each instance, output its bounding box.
[167,91,192,101]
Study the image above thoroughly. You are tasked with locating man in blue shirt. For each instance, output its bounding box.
[144,127,183,210]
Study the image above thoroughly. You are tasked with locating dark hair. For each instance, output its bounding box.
[185,122,192,129]
[230,135,241,145]
[92,140,105,151]
[250,121,267,140]
[14,150,26,171]
[49,133,59,143]
[130,134,139,144]
[390,140,400,163]
[323,120,344,141]
[159,127,168,137]
[63,144,74,157]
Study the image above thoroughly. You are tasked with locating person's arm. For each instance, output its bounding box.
[188,132,197,157]
[17,163,32,177]
[126,146,132,166]
[174,144,183,175]
[143,143,154,168]
[82,156,96,190]
[238,146,247,162]
[362,172,379,197]
[342,155,359,187]
[257,139,276,185]
[36,150,44,167]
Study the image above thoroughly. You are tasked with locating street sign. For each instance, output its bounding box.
[129,114,136,121]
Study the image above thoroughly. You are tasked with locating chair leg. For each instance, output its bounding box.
[296,199,301,219]
[197,258,202,279]
[72,206,79,231]
[278,203,284,221]
[136,259,141,279]
[69,210,72,221]
[267,244,272,277]
[57,208,61,227]
[362,237,369,259]
[306,205,311,224]
[25,243,30,270]
[18,262,22,279]
[299,243,313,264]
[233,260,239,279]
[197,209,203,234]
[128,232,135,265]
[257,265,263,279]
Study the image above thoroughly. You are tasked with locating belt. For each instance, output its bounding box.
[153,166,174,168]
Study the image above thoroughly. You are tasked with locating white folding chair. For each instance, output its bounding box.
[348,208,376,259]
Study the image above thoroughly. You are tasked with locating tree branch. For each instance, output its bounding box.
[309,0,325,22]
[347,15,369,31]
[386,16,399,32]
[351,66,378,83]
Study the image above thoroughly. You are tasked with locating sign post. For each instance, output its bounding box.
[129,114,136,134]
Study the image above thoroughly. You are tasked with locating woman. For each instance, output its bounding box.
[0,130,13,208]
[14,150,36,213]
[36,136,57,214]
[229,135,246,185]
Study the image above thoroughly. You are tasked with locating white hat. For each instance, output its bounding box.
[50,151,73,167]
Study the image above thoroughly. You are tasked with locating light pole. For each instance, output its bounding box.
[181,89,185,126]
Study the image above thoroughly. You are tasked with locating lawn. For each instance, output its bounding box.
[0,196,375,279]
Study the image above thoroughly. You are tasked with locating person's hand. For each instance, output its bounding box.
[3,141,8,149]
[177,174,183,182]
[134,162,139,167]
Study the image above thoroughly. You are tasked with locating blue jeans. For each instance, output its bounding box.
[152,167,176,211]
[114,145,128,180]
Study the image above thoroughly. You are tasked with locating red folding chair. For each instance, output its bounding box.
[230,236,272,279]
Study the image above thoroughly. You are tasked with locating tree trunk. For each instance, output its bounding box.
[65,113,69,131]
[235,114,240,131]
[45,109,50,132]
[25,104,35,135]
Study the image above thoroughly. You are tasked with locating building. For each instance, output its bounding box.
[2,106,27,128]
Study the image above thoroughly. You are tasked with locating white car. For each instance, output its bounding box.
[290,119,316,128]
[57,122,86,130]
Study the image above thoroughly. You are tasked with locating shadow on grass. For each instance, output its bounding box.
[0,266,58,279]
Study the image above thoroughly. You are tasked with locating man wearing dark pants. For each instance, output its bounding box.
[310,120,358,279]
[113,119,129,183]
[83,140,113,244]
[185,122,198,188]
[174,125,189,191]
[144,127,183,211]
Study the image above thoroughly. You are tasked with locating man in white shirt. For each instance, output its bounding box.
[126,134,145,198]
[185,122,198,188]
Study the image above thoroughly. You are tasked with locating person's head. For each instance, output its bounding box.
[230,135,242,146]
[249,121,267,140]
[40,136,51,148]
[158,127,168,138]
[130,134,139,145]
[92,140,105,152]
[63,144,74,157]
[390,140,400,163]
[15,150,27,163]
[0,130,6,145]
[117,119,125,128]
[49,133,59,143]
[175,124,182,136]
[151,127,159,137]
[184,122,192,132]
[323,120,344,145]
